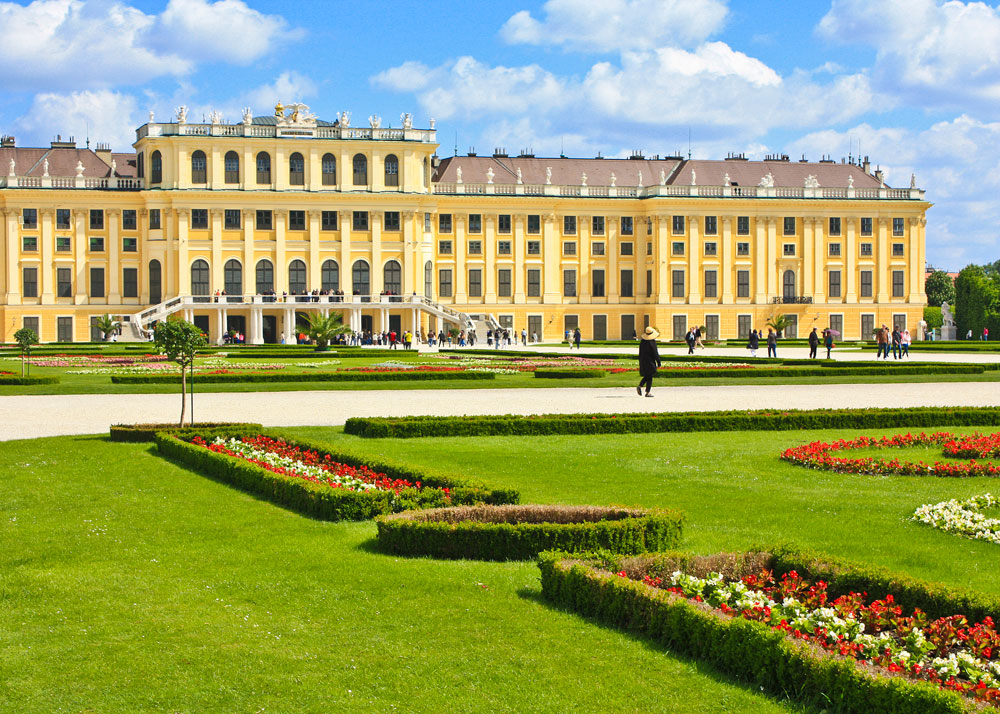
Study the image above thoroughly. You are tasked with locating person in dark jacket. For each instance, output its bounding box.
[808,328,819,359]
[573,327,582,349]
[747,329,759,357]
[637,326,661,397]
[766,328,778,358]
[824,329,834,359]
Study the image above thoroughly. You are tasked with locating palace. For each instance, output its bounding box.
[0,103,929,343]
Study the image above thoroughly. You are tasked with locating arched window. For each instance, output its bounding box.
[191,259,210,295]
[383,260,401,294]
[321,259,339,292]
[191,150,207,184]
[353,153,367,185]
[150,150,162,184]
[224,151,239,184]
[289,152,304,186]
[224,259,242,295]
[384,154,399,187]
[424,260,432,297]
[148,259,162,304]
[288,259,307,294]
[256,259,274,294]
[256,152,271,184]
[353,260,370,295]
[783,270,796,299]
[322,153,336,186]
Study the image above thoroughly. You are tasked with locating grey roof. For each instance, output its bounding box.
[0,147,135,178]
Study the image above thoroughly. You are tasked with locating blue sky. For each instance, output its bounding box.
[1,0,998,270]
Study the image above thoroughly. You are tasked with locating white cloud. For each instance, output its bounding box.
[500,0,728,51]
[15,89,139,149]
[242,71,318,111]
[371,62,435,93]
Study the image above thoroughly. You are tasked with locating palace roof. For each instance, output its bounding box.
[0,146,137,178]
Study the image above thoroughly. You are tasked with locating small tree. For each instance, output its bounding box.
[153,319,207,427]
[766,314,792,338]
[297,312,350,352]
[924,270,956,308]
[95,314,118,342]
[13,327,37,378]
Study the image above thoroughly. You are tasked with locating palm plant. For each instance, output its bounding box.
[766,314,792,337]
[95,314,118,341]
[297,312,351,351]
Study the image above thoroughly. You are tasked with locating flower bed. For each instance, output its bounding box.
[781,432,1000,477]
[376,504,683,560]
[913,494,1000,546]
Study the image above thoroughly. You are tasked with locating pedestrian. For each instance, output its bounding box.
[573,327,581,349]
[967,329,973,340]
[747,329,759,358]
[984,327,990,342]
[521,328,527,346]
[766,328,777,358]
[901,328,911,357]
[637,325,661,398]
[891,325,902,360]
[876,325,889,360]
[694,326,704,350]
[808,327,819,359]
[685,327,695,354]
[824,329,834,359]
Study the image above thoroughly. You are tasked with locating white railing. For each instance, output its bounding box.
[0,175,144,190]
[137,123,436,143]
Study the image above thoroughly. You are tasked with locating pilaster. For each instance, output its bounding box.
[274,211,287,293]
[513,214,525,302]
[3,209,18,303]
[339,210,351,293]
[542,213,560,303]
[74,209,88,304]
[454,214,467,301]
[687,215,701,303]
[876,217,889,302]
[39,208,54,303]
[242,209,255,294]
[845,219,857,302]
[484,214,497,302]
[765,216,778,299]
[177,210,190,294]
[210,208,223,293]
[308,209,321,290]
[370,211,383,295]
[720,216,733,302]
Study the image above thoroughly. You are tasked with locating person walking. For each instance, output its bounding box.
[694,326,704,350]
[747,329,759,358]
[824,329,834,359]
[766,328,777,359]
[984,327,990,341]
[685,327,695,354]
[637,326,661,397]
[876,325,888,360]
[891,326,902,360]
[521,328,527,346]
[573,327,582,349]
[901,328,911,357]
[808,327,819,359]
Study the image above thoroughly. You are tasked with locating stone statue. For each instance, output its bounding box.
[910,173,916,189]
[368,114,382,129]
[148,110,155,122]
[75,161,85,178]
[242,107,253,124]
[516,167,523,184]
[610,172,616,187]
[400,112,413,129]
[42,159,49,177]
[690,169,696,186]
[581,172,587,186]
[429,118,435,129]
[660,169,666,186]
[486,167,494,184]
[456,166,463,184]
[723,172,730,186]
[111,159,117,175]
[338,111,351,128]
[848,175,854,188]
[545,167,552,185]
[210,110,222,125]
[758,172,774,188]
[637,170,643,187]
[176,105,188,123]
[941,302,956,341]
[804,174,820,189]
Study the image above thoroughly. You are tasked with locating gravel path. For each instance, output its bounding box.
[1,381,997,441]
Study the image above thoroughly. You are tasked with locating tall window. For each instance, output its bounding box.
[288,210,306,231]
[57,267,72,298]
[322,153,336,185]
[91,268,107,298]
[383,260,401,293]
[256,210,273,230]
[149,259,162,303]
[620,216,633,235]
[353,260,370,295]
[224,259,242,294]
[468,214,482,233]
[828,270,842,298]
[672,215,685,234]
[90,209,104,230]
[288,259,307,293]
[783,217,796,235]
[57,317,73,342]
[191,150,207,184]
[737,270,750,298]
[191,259,209,295]
[893,217,905,236]
[783,269,796,299]
[592,269,605,297]
[563,216,577,235]
[151,150,162,184]
[256,259,274,294]
[892,270,905,297]
[224,209,240,230]
[321,211,338,231]
[704,269,717,298]
[438,268,452,297]
[860,270,873,298]
[224,151,239,184]
[592,216,605,235]
[256,152,271,184]
[704,216,718,235]
[563,269,577,297]
[671,270,685,298]
[468,269,482,297]
[384,154,399,187]
[353,154,368,185]
[384,211,400,231]
[122,210,137,230]
[352,211,368,231]
[123,268,138,298]
[424,261,433,297]
[498,215,512,234]
[56,208,71,230]
[321,260,339,292]
[527,215,540,234]
[620,269,633,298]
[737,216,750,235]
[289,152,304,186]
[527,269,541,297]
[498,269,512,297]
[829,216,841,235]
[22,267,38,298]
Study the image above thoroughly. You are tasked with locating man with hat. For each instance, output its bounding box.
[637,326,662,397]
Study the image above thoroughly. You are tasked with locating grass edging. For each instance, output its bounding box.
[0,375,60,385]
[375,504,683,560]
[112,371,495,384]
[110,422,263,442]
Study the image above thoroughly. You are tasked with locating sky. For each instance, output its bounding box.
[0,0,998,270]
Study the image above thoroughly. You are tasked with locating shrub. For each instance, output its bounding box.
[109,422,262,442]
[376,505,683,560]
[0,376,59,385]
[112,371,495,384]
[533,369,609,379]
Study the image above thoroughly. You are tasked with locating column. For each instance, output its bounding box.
[216,308,225,344]
[38,208,54,303]
[164,208,175,298]
[753,217,767,304]
[210,209,223,293]
[454,214,467,301]
[765,217,777,298]
[177,210,191,294]
[249,306,262,344]
[242,210,255,295]
[656,217,669,303]
[513,214,526,303]
[339,210,351,294]
[402,211,417,295]
[607,215,618,300]
[876,218,889,302]
[108,210,121,303]
[242,148,253,191]
[274,212,287,294]
[3,209,18,303]
[845,219,857,302]
[802,217,814,298]
[720,217,733,303]
[308,210,321,290]
[687,215,701,303]
[812,217,826,303]
[284,308,295,342]
[138,209,149,303]
[908,217,922,302]
[578,214,591,302]
[370,211,383,295]
[542,214,560,303]
[484,215,497,302]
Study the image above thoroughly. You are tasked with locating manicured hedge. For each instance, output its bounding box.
[539,550,979,714]
[109,422,263,442]
[376,505,683,560]
[344,405,1000,438]
[0,375,59,385]
[112,371,495,384]
[533,368,609,379]
[223,351,345,359]
[155,430,519,521]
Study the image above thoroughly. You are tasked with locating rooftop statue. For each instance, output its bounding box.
[176,105,188,123]
[610,172,616,187]
[581,172,587,186]
[368,114,382,129]
[545,166,552,185]
[486,167,494,184]
[723,172,730,186]
[758,172,774,188]
[690,169,696,186]
[637,170,643,187]
[42,158,49,177]
[76,161,84,178]
[660,169,666,185]
[804,174,820,189]
[516,167,523,184]
[242,107,253,125]
[456,166,463,184]
[910,173,916,189]
[210,110,222,125]
[401,112,413,130]
[7,158,13,176]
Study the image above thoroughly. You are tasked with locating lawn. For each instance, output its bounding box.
[3,424,998,713]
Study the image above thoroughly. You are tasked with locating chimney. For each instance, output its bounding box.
[51,134,77,149]
[0,135,14,148]
[95,142,113,166]
[862,156,871,174]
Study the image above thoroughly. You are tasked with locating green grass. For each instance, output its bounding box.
[3,425,999,712]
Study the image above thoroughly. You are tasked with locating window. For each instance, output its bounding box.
[704,242,717,256]
[123,267,138,298]
[737,242,750,256]
[191,150,207,183]
[424,261,432,297]
[353,154,367,185]
[892,270,904,297]
[256,210,273,230]
[620,216,633,235]
[438,268,452,297]
[151,150,162,184]
[89,267,105,298]
[563,241,577,256]
[498,214,512,234]
[23,316,39,338]
[384,260,401,294]
[320,211,338,231]
[122,210,137,230]
[384,211,400,231]
[563,269,577,297]
[289,210,306,231]
[860,242,873,257]
[468,269,482,297]
[190,260,209,295]
[828,270,842,298]
[705,315,719,341]
[737,216,750,235]
[224,259,242,294]
[498,240,512,255]
[829,314,844,338]
[56,236,71,251]
[438,240,452,255]
[289,152,305,186]
[829,243,841,257]
[860,217,873,236]
[564,314,579,333]
[224,151,239,184]
[90,209,104,230]
[647,217,653,235]
[892,243,905,257]
[592,242,605,256]
[57,317,73,342]
[620,269,633,298]
[149,209,161,230]
[672,215,685,234]
[467,240,482,255]
[57,268,72,298]
[527,215,540,234]
[592,216,605,235]
[317,153,336,187]
[646,242,653,256]
[191,209,208,230]
[353,260,371,295]
[620,242,634,256]
[321,260,339,291]
[592,269,605,297]
[149,260,162,303]
[89,236,104,252]
[351,211,367,231]
[782,269,796,299]
[384,154,399,187]
[704,269,717,298]
[286,259,306,293]
[862,314,875,340]
[498,269,512,297]
[256,152,271,184]
[672,241,685,256]
[224,209,240,230]
[892,217,904,236]
[22,236,37,251]
[439,214,452,233]
[256,259,274,294]
[704,216,718,235]
[527,240,541,255]
[738,314,752,339]
[56,208,71,230]
[829,216,841,236]
[671,270,685,298]
[860,270,873,298]
[468,214,482,233]
[527,269,541,297]
[783,216,796,235]
[22,267,38,298]
[646,269,653,297]
[737,270,750,298]
[424,213,432,232]
[122,237,137,252]
[782,243,796,256]
[563,216,577,235]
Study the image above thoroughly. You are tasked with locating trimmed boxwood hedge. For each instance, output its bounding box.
[539,549,984,714]
[344,405,1000,438]
[533,368,609,379]
[376,505,684,560]
[223,351,345,359]
[110,422,263,442]
[111,371,494,384]
[155,430,519,521]
[0,375,59,385]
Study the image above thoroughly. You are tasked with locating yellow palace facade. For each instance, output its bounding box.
[0,103,929,343]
